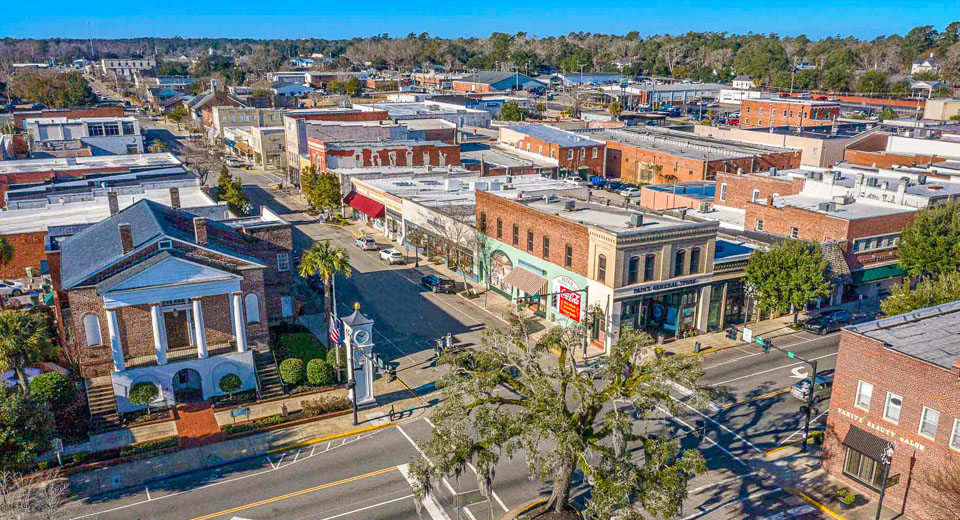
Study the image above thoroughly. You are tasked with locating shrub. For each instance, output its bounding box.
[118,437,178,458]
[301,395,351,417]
[306,359,334,386]
[222,413,285,435]
[38,461,49,470]
[72,453,87,464]
[279,358,305,386]
[219,373,242,394]
[279,332,326,362]
[128,382,159,407]
[326,346,345,367]
[30,373,76,408]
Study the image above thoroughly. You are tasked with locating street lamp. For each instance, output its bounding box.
[875,444,895,520]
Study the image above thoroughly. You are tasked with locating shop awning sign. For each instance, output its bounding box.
[557,286,582,323]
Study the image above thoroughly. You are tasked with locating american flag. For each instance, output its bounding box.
[329,315,341,346]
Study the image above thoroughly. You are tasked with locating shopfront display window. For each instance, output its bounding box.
[842,447,885,490]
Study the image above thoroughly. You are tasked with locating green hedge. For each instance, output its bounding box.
[306,359,334,386]
[279,358,305,386]
[222,414,285,435]
[279,333,326,362]
[301,395,350,417]
[117,437,179,458]
[30,373,76,408]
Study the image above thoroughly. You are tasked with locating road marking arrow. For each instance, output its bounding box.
[790,367,809,379]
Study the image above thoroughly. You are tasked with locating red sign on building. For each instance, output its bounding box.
[557,288,582,322]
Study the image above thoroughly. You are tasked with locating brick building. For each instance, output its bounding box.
[281,108,391,183]
[581,127,800,183]
[822,302,960,520]
[844,133,947,169]
[50,198,293,427]
[12,106,124,131]
[498,125,606,176]
[307,139,461,171]
[740,98,840,129]
[714,170,806,209]
[451,71,544,93]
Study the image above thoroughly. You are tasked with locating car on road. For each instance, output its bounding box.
[0,280,26,297]
[790,374,833,404]
[421,274,456,293]
[802,309,852,335]
[619,187,642,198]
[225,157,243,167]
[355,236,377,251]
[565,176,587,186]
[379,248,404,264]
[575,358,633,379]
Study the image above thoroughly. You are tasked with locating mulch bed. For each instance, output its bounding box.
[521,508,580,520]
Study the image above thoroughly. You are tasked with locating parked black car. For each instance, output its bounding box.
[803,309,852,335]
[421,274,456,293]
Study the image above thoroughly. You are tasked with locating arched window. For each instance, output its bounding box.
[644,254,656,281]
[83,314,102,347]
[674,250,686,277]
[597,255,607,282]
[627,256,640,285]
[689,247,701,274]
[244,294,260,324]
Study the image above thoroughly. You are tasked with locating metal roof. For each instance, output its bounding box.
[503,125,604,148]
[848,299,960,370]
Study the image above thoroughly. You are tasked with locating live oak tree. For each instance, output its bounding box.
[897,201,960,278]
[744,241,831,323]
[411,325,709,519]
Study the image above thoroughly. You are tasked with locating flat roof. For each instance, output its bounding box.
[24,116,137,124]
[746,123,872,140]
[310,139,451,150]
[848,299,960,370]
[744,96,840,106]
[358,102,485,118]
[502,125,604,148]
[714,239,756,262]
[332,165,473,176]
[690,205,745,231]
[644,182,715,200]
[460,143,539,168]
[356,174,579,209]
[585,127,792,161]
[0,186,216,235]
[0,153,181,175]
[777,194,917,220]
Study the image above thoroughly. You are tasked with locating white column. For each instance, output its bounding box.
[192,298,208,359]
[232,292,248,353]
[150,304,168,365]
[107,309,125,372]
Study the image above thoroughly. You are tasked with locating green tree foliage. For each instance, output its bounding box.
[157,61,189,76]
[29,373,75,409]
[299,241,352,353]
[932,86,956,98]
[218,373,242,395]
[279,358,304,386]
[128,382,159,408]
[412,326,708,518]
[881,273,960,317]
[499,100,524,121]
[216,165,249,215]
[168,104,189,130]
[732,39,789,83]
[0,310,56,392]
[305,359,334,386]
[878,107,898,120]
[300,166,341,214]
[820,67,852,92]
[327,77,362,96]
[745,241,832,322]
[8,70,94,108]
[0,386,55,471]
[897,201,960,277]
[608,99,623,117]
[888,81,912,97]
[857,70,889,94]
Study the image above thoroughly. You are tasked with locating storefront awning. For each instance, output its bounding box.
[842,425,890,461]
[503,267,547,295]
[344,192,385,219]
[850,264,907,285]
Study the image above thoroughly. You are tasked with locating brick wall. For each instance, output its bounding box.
[845,149,945,168]
[452,81,493,93]
[0,231,47,278]
[822,330,960,520]
[740,99,840,129]
[474,190,590,275]
[309,140,461,170]
[606,142,799,184]
[745,202,849,241]
[714,172,804,209]
[499,130,605,175]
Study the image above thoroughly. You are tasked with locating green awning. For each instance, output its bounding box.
[851,264,906,284]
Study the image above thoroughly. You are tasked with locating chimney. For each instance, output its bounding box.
[118,223,133,254]
[169,187,181,209]
[193,217,208,246]
[108,192,119,216]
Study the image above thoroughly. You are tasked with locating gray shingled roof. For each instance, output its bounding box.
[848,299,960,370]
[60,199,261,289]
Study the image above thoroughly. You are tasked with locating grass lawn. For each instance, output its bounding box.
[278,332,326,362]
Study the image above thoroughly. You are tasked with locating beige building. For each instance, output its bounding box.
[694,125,871,168]
[223,126,285,169]
[211,107,285,140]
[923,98,960,121]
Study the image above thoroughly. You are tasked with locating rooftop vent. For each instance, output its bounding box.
[564,200,576,211]
[629,213,644,227]
[818,201,837,212]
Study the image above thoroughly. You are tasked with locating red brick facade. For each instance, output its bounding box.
[474,190,590,275]
[606,142,801,184]
[289,109,390,123]
[714,172,805,209]
[499,131,606,176]
[307,139,461,171]
[0,231,47,279]
[0,167,129,208]
[822,329,960,520]
[740,99,840,129]
[452,81,494,93]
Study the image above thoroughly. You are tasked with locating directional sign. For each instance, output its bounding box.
[787,351,796,359]
[790,367,809,379]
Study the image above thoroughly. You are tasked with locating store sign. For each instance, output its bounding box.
[835,407,926,452]
[553,277,582,323]
[427,218,445,230]
[621,274,713,297]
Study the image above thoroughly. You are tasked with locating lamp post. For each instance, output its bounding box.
[875,444,895,520]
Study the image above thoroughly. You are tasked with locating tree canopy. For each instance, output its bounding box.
[0,310,56,392]
[881,272,960,317]
[7,70,94,108]
[897,201,960,278]
[745,241,831,321]
[412,325,710,519]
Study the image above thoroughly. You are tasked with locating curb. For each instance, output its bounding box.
[680,324,803,358]
[786,487,848,520]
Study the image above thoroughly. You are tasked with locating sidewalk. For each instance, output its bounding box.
[664,315,801,356]
[67,376,425,499]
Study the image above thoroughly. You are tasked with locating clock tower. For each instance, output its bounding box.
[340,304,376,407]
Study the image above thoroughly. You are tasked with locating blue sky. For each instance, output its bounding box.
[1,1,957,40]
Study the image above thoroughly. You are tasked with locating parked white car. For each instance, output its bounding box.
[379,248,405,264]
[356,236,378,251]
[619,187,642,198]
[0,280,26,297]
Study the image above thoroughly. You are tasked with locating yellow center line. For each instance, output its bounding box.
[186,465,399,520]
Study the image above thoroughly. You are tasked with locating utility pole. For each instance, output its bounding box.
[756,337,820,451]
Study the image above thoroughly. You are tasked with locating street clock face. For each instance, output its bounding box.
[353,329,371,345]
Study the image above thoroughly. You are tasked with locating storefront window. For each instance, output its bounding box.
[843,447,885,490]
[674,250,685,277]
[627,257,639,285]
[644,254,656,281]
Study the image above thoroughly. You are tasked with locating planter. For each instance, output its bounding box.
[120,406,175,427]
[222,408,352,439]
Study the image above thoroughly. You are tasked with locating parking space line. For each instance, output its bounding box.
[312,493,416,520]
[681,488,783,520]
[144,485,152,501]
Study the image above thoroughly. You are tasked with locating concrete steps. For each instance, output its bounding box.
[85,379,121,433]
[254,351,284,399]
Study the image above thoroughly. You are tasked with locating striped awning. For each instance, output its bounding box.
[842,425,890,461]
[503,267,547,295]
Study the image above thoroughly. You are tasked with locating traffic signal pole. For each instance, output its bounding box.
[756,336,819,452]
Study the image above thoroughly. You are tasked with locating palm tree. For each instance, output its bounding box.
[0,310,57,392]
[298,240,352,343]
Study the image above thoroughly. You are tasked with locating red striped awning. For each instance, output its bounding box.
[343,192,385,219]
